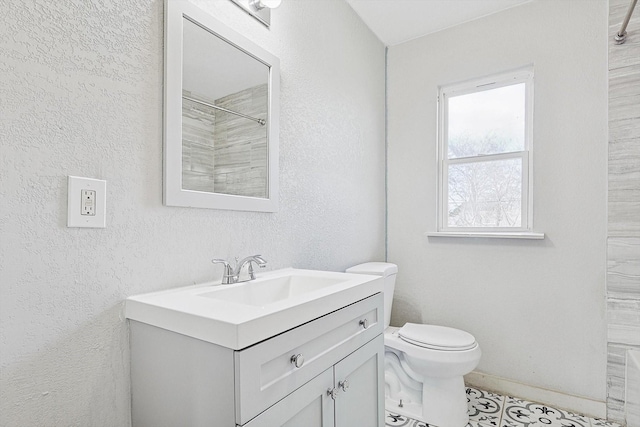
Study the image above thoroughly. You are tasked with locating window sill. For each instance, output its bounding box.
[425,231,545,240]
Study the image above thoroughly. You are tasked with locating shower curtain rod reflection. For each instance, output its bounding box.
[615,0,638,44]
[182,95,266,126]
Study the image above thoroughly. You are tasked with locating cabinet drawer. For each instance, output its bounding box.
[234,293,383,424]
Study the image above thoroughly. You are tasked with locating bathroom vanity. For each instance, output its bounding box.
[126,269,385,426]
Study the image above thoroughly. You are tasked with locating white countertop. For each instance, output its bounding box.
[125,268,383,350]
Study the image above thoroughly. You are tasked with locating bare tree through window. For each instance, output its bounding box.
[438,68,533,232]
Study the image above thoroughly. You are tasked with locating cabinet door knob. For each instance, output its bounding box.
[359,319,369,329]
[338,379,349,392]
[290,353,305,368]
[327,388,338,400]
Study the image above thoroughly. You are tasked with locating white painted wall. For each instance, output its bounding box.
[0,0,385,424]
[387,0,608,402]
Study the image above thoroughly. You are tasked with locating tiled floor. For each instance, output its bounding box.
[385,387,622,427]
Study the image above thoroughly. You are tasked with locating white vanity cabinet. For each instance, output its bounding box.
[129,293,384,427]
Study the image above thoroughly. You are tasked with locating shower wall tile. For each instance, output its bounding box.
[607,397,626,425]
[609,94,640,125]
[610,118,640,142]
[213,84,268,198]
[188,143,216,174]
[609,138,640,196]
[609,38,640,70]
[181,93,217,193]
[607,238,640,300]
[182,171,216,193]
[609,64,640,101]
[609,64,640,127]
[179,86,268,197]
[607,299,640,346]
[607,344,627,418]
[609,0,635,26]
[608,0,639,422]
[628,350,640,427]
[608,201,640,236]
[608,1,640,70]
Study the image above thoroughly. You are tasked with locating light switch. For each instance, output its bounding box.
[68,176,106,228]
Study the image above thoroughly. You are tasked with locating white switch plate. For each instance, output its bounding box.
[67,176,106,228]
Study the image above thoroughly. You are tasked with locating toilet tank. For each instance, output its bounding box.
[346,262,398,329]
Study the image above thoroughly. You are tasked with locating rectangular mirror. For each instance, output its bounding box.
[164,0,280,212]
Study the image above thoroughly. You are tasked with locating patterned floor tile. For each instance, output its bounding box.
[467,387,504,426]
[385,411,435,427]
[590,419,623,427]
[386,388,622,427]
[385,410,495,427]
[501,396,590,427]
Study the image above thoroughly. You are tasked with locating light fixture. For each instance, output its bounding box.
[249,0,282,11]
[229,0,281,27]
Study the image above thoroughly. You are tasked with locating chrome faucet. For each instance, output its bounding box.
[236,255,267,281]
[211,259,235,284]
[211,255,267,284]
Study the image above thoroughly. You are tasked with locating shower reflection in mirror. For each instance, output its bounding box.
[163,0,279,212]
[181,18,269,198]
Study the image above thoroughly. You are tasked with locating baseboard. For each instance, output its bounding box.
[464,371,607,420]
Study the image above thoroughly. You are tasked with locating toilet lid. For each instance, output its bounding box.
[398,323,477,351]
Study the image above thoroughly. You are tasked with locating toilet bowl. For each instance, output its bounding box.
[346,262,481,427]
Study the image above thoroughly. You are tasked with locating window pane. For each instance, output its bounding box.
[448,83,525,159]
[448,158,522,228]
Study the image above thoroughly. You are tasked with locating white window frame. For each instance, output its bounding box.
[436,68,535,235]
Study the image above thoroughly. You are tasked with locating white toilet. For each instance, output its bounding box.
[346,262,481,427]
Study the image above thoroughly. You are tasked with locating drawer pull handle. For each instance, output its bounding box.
[359,319,369,329]
[338,379,349,392]
[290,353,305,368]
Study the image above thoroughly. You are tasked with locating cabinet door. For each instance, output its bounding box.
[334,335,385,427]
[235,294,383,424]
[243,368,335,427]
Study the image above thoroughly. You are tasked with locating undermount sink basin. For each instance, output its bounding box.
[199,274,345,307]
[125,268,382,350]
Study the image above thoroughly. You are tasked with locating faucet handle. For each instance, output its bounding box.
[246,256,267,280]
[211,258,231,267]
[212,259,234,284]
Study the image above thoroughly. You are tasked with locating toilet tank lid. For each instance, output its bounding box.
[346,262,398,277]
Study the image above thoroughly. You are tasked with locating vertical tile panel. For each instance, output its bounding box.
[608,0,640,422]
[607,299,640,346]
[607,344,628,422]
[607,238,640,300]
[213,84,268,198]
[608,201,640,236]
[609,0,640,70]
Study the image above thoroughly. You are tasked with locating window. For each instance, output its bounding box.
[437,68,534,234]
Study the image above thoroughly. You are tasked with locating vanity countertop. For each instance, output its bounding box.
[125,268,382,350]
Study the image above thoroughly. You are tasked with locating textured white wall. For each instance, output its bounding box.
[387,0,608,402]
[0,0,385,424]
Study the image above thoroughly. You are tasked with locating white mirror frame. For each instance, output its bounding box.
[164,0,280,212]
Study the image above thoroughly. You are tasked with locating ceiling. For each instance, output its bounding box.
[345,0,532,46]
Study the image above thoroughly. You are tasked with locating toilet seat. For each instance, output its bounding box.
[398,323,477,351]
